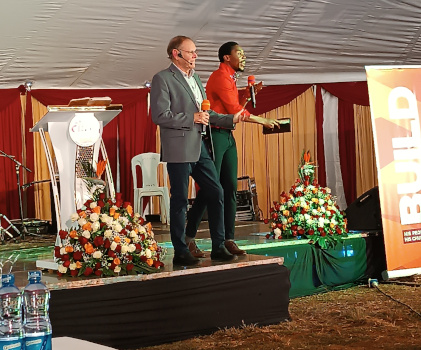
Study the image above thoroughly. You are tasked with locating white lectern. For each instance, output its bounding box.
[31,105,122,269]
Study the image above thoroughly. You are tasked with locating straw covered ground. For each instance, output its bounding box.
[141,277,421,350]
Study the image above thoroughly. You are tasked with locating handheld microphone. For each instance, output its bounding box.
[248,75,256,108]
[201,99,210,134]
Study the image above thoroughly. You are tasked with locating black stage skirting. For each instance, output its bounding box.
[50,263,291,349]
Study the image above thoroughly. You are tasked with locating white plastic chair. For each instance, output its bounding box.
[131,153,170,225]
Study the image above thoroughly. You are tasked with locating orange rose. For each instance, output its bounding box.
[79,211,87,218]
[146,222,152,233]
[69,230,78,239]
[84,243,94,254]
[92,206,101,214]
[114,236,121,243]
[125,237,131,244]
[109,208,115,216]
[82,222,92,231]
[146,258,153,266]
[288,217,294,223]
[65,246,74,253]
[113,258,121,265]
[113,212,120,220]
[126,205,133,216]
[76,261,83,269]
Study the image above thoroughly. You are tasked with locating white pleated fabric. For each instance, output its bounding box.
[322,88,347,210]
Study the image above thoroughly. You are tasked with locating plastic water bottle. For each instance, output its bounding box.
[0,274,24,350]
[22,271,52,350]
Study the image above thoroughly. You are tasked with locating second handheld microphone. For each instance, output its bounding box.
[201,99,210,134]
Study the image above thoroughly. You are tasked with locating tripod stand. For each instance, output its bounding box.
[0,149,32,240]
[0,213,20,243]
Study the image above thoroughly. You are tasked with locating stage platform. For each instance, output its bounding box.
[0,221,291,349]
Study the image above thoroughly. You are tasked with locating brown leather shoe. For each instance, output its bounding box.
[187,239,206,258]
[224,240,246,255]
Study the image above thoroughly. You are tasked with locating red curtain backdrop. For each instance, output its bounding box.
[30,89,155,205]
[0,89,23,220]
[338,99,357,204]
[246,84,312,115]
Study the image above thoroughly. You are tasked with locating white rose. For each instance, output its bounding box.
[318,218,324,227]
[326,188,331,194]
[90,202,97,209]
[93,251,102,259]
[114,266,121,273]
[106,217,113,225]
[280,205,285,211]
[60,247,66,255]
[78,218,87,226]
[134,213,140,218]
[71,213,79,222]
[58,265,68,273]
[281,217,288,225]
[304,214,310,221]
[145,248,152,258]
[321,207,326,213]
[69,263,77,271]
[138,226,146,234]
[82,230,91,239]
[274,228,282,239]
[121,245,129,254]
[312,209,318,215]
[113,223,123,233]
[90,213,99,222]
[319,199,325,205]
[104,230,113,239]
[110,241,118,251]
[130,230,137,238]
[91,221,100,232]
[112,205,119,210]
[128,244,136,253]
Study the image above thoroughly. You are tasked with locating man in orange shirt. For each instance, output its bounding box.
[185,41,282,257]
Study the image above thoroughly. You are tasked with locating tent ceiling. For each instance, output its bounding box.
[1,0,421,89]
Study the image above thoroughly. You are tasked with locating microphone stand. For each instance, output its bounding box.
[0,149,32,240]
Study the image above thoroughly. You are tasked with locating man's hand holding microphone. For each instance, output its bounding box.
[194,100,248,131]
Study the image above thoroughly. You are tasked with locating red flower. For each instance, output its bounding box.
[73,251,83,261]
[292,206,297,213]
[321,232,326,237]
[99,193,106,200]
[298,229,305,235]
[100,222,106,228]
[59,230,68,239]
[63,260,70,268]
[54,246,61,258]
[127,255,133,261]
[308,229,314,236]
[84,199,93,207]
[140,255,147,262]
[95,262,101,269]
[120,229,127,236]
[115,245,122,253]
[94,269,102,276]
[78,236,88,245]
[83,267,93,276]
[126,263,134,271]
[265,234,270,239]
[93,236,104,247]
[70,270,78,277]
[276,223,282,228]
[97,200,105,208]
[62,254,70,261]
[108,250,116,258]
[264,219,269,224]
[153,261,164,268]
[123,201,131,208]
[104,239,111,249]
[272,212,278,220]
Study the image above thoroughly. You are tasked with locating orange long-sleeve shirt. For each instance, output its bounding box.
[206,63,251,117]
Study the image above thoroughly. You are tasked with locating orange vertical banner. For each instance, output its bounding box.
[366,66,421,278]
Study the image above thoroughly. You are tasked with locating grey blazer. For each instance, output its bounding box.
[150,63,235,163]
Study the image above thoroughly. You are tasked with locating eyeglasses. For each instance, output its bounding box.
[178,49,198,55]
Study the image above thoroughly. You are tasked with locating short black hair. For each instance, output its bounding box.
[218,41,238,63]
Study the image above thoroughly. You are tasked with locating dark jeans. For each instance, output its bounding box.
[186,129,237,240]
[167,140,225,256]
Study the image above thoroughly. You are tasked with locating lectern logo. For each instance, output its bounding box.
[69,113,101,147]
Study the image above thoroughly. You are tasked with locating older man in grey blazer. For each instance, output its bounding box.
[150,35,245,266]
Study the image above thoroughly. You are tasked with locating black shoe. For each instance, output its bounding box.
[211,246,237,261]
[173,251,200,266]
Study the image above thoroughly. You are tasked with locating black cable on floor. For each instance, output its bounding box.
[370,280,421,319]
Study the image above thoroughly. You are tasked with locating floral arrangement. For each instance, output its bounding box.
[55,191,165,277]
[265,150,348,249]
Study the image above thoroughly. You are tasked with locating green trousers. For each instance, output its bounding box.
[186,128,238,240]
